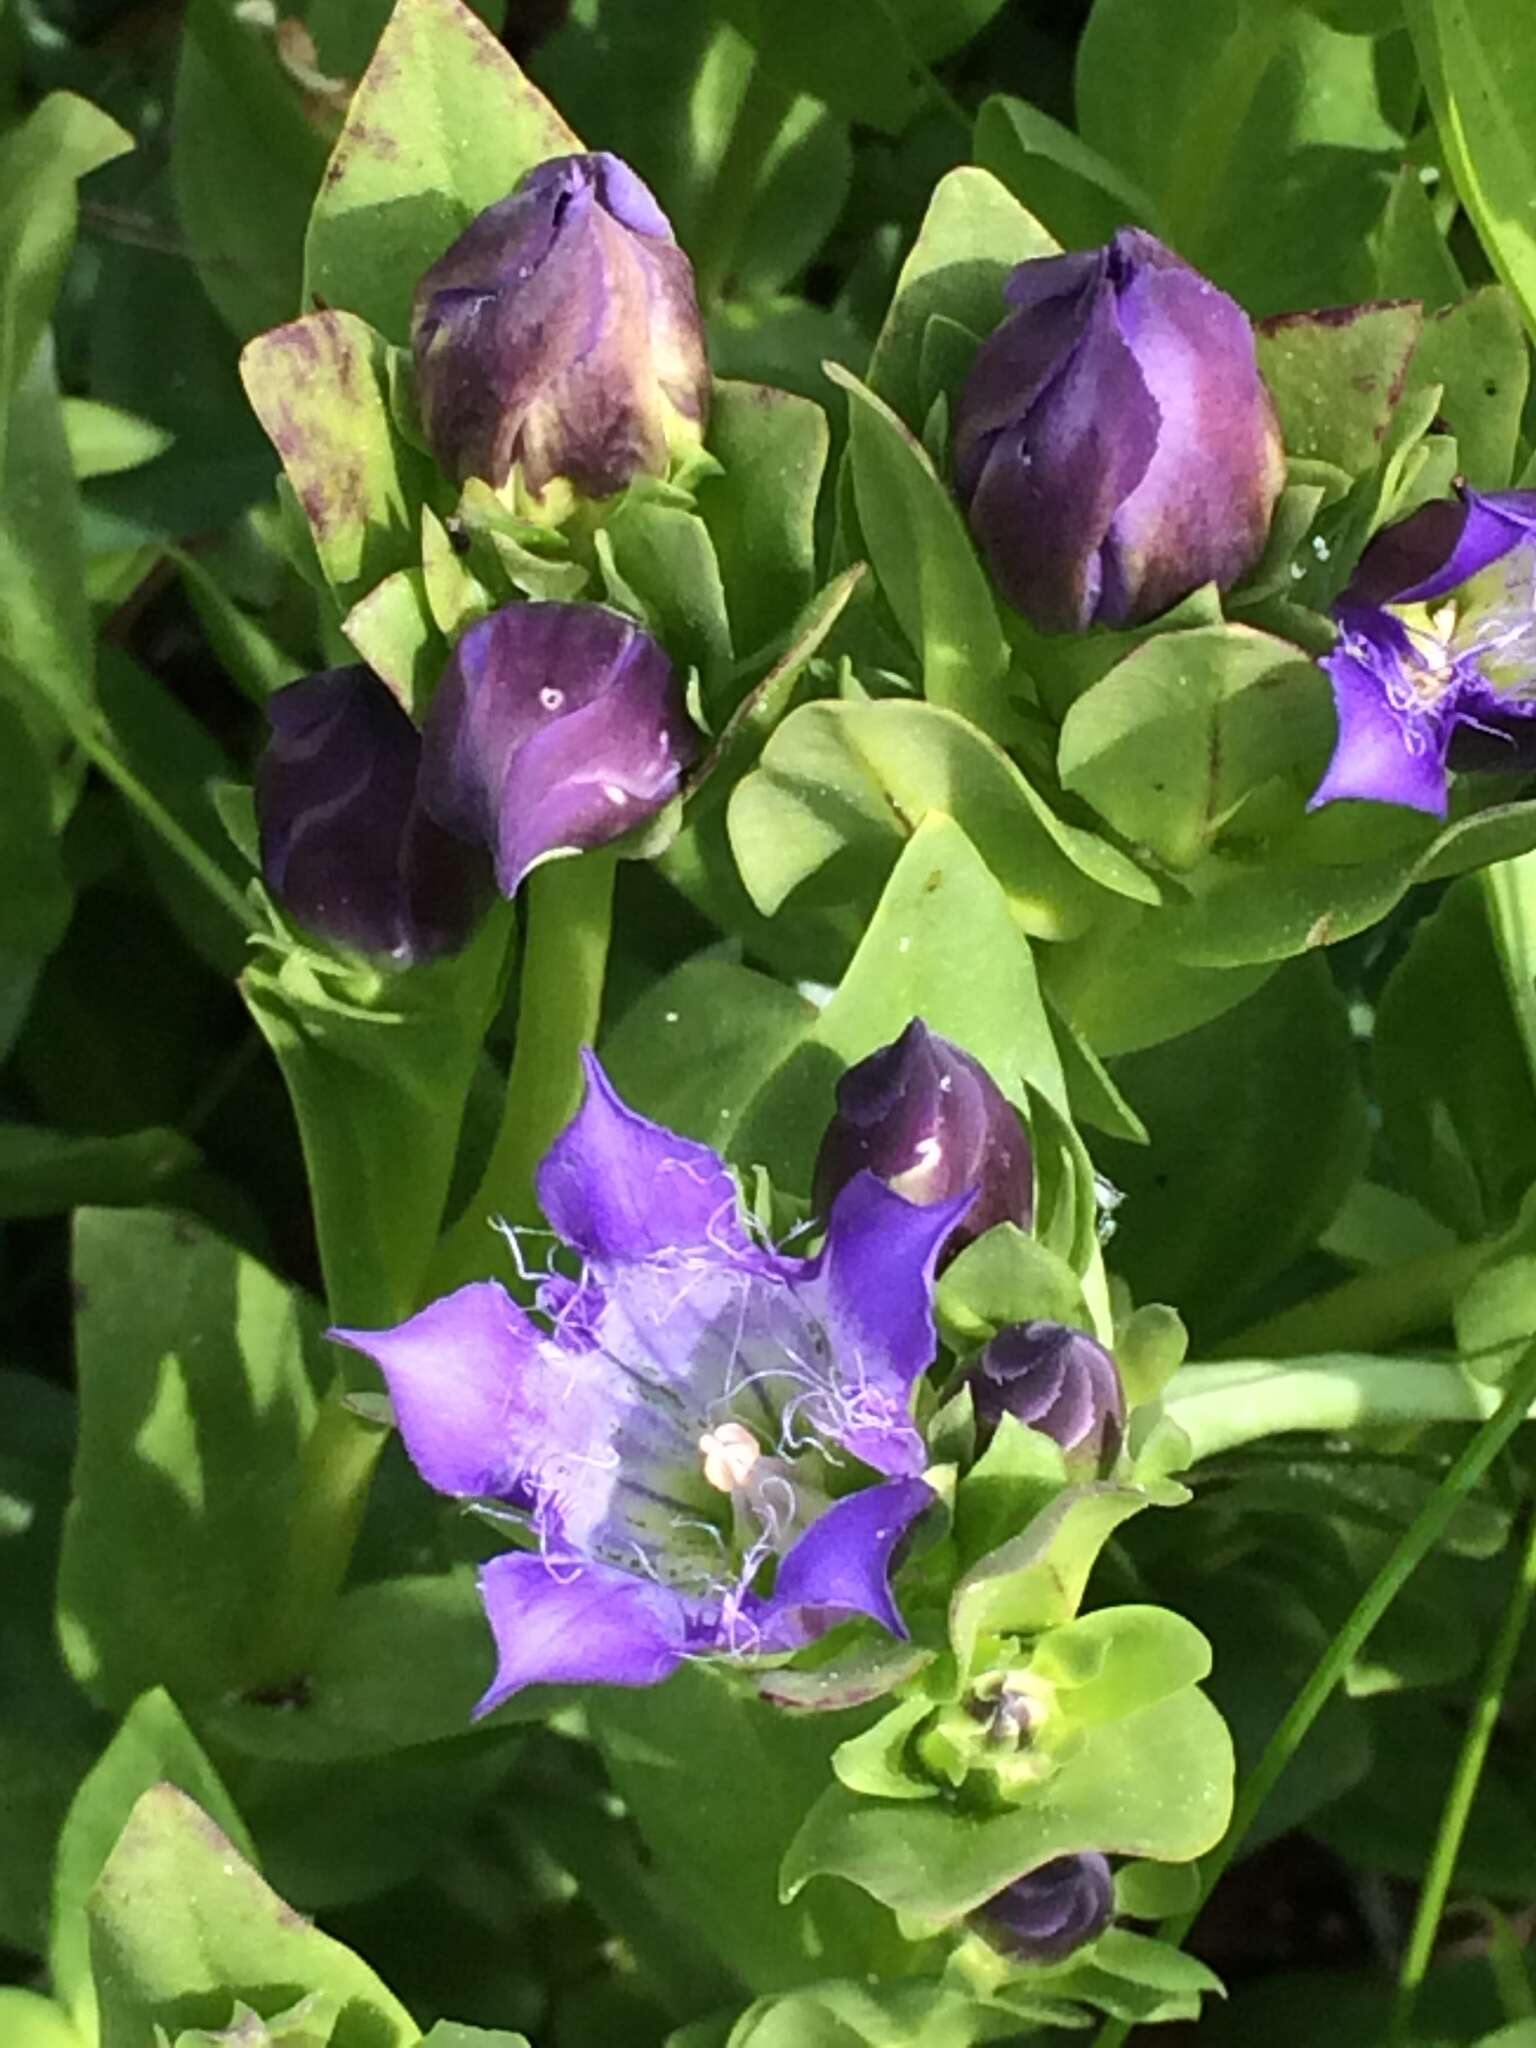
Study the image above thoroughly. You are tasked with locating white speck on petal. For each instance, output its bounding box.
[602,784,628,806]
[540,686,565,711]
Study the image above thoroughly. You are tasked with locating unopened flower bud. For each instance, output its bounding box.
[812,1020,1032,1264]
[411,151,710,499]
[417,600,700,897]
[953,229,1283,633]
[974,1853,1114,1965]
[970,1321,1125,1468]
[255,666,489,965]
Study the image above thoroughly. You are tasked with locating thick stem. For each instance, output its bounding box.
[261,1387,387,1684]
[1391,1501,1536,2043]
[1161,1354,1509,1466]
[1212,1241,1489,1360]
[431,852,617,1294]
[1091,1341,1536,2048]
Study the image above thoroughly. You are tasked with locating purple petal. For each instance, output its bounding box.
[750,1478,934,1650]
[803,1171,974,1474]
[971,1322,1125,1465]
[976,1852,1115,1964]
[537,1049,755,1265]
[964,278,1161,632]
[1346,488,1536,609]
[1101,240,1284,623]
[953,258,1104,503]
[474,1551,694,1711]
[1310,636,1453,815]
[331,1282,542,1501]
[255,667,488,963]
[418,601,699,896]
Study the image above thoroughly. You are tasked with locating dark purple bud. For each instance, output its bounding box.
[411,151,710,497]
[418,600,701,896]
[975,1853,1115,1965]
[970,1321,1125,1467]
[255,667,491,965]
[953,229,1284,633]
[811,1020,1033,1263]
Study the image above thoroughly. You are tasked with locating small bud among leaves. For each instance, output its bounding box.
[974,1853,1115,1965]
[969,1321,1125,1468]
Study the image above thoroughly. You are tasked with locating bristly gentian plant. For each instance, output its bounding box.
[336,1051,966,1711]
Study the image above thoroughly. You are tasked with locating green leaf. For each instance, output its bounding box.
[304,0,581,340]
[697,381,827,660]
[1031,1606,1213,1725]
[240,311,432,613]
[1041,902,1275,1058]
[0,1124,198,1217]
[241,907,511,1324]
[61,400,174,481]
[1405,0,1536,337]
[600,955,816,1152]
[0,93,132,420]
[592,1664,897,1995]
[730,813,1067,1195]
[865,167,1057,430]
[0,1992,81,2048]
[602,496,734,714]
[52,1689,254,2040]
[1371,163,1465,306]
[0,336,95,726]
[826,364,1010,735]
[1402,286,1530,489]
[1254,301,1425,477]
[171,0,330,340]
[728,699,1156,943]
[973,94,1158,249]
[937,1225,1089,1351]
[341,566,443,714]
[87,1784,415,2047]
[781,1687,1234,1920]
[57,1209,321,1712]
[419,2028,534,2048]
[719,1979,1003,2048]
[1058,625,1331,871]
[1077,0,1403,316]
[1095,957,1370,1342]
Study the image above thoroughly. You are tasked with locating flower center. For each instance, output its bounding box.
[698,1420,762,1493]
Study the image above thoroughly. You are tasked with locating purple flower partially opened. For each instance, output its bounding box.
[419,601,700,896]
[975,1853,1115,1965]
[1311,487,1536,816]
[812,1021,1033,1266]
[969,1322,1125,1470]
[953,230,1283,633]
[411,151,709,497]
[255,666,490,964]
[334,1053,970,1711]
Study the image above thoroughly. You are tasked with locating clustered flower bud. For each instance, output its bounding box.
[973,1853,1115,1965]
[411,151,710,499]
[969,1321,1125,1469]
[812,1020,1033,1265]
[953,228,1283,633]
[255,666,489,966]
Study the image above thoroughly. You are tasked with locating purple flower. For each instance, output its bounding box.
[255,666,490,964]
[333,1052,972,1712]
[974,1854,1115,1965]
[1310,487,1536,816]
[811,1021,1033,1266]
[969,1322,1125,1468]
[411,151,710,497]
[418,601,700,896]
[952,229,1283,633]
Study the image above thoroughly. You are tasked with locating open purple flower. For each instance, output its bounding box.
[418,601,700,896]
[969,1322,1125,1469]
[255,666,490,964]
[334,1053,971,1711]
[953,229,1283,633]
[974,1854,1115,1965]
[812,1021,1033,1266]
[1311,487,1536,816]
[411,151,709,497]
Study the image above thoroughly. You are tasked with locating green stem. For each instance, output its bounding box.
[1391,1500,1536,2044]
[1213,1241,1489,1360]
[1162,1354,1510,1466]
[261,1386,387,1683]
[81,717,258,935]
[1092,1340,1536,2048]
[693,51,792,308]
[431,852,616,1294]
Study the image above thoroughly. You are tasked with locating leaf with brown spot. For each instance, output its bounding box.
[240,310,429,612]
[303,0,581,342]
